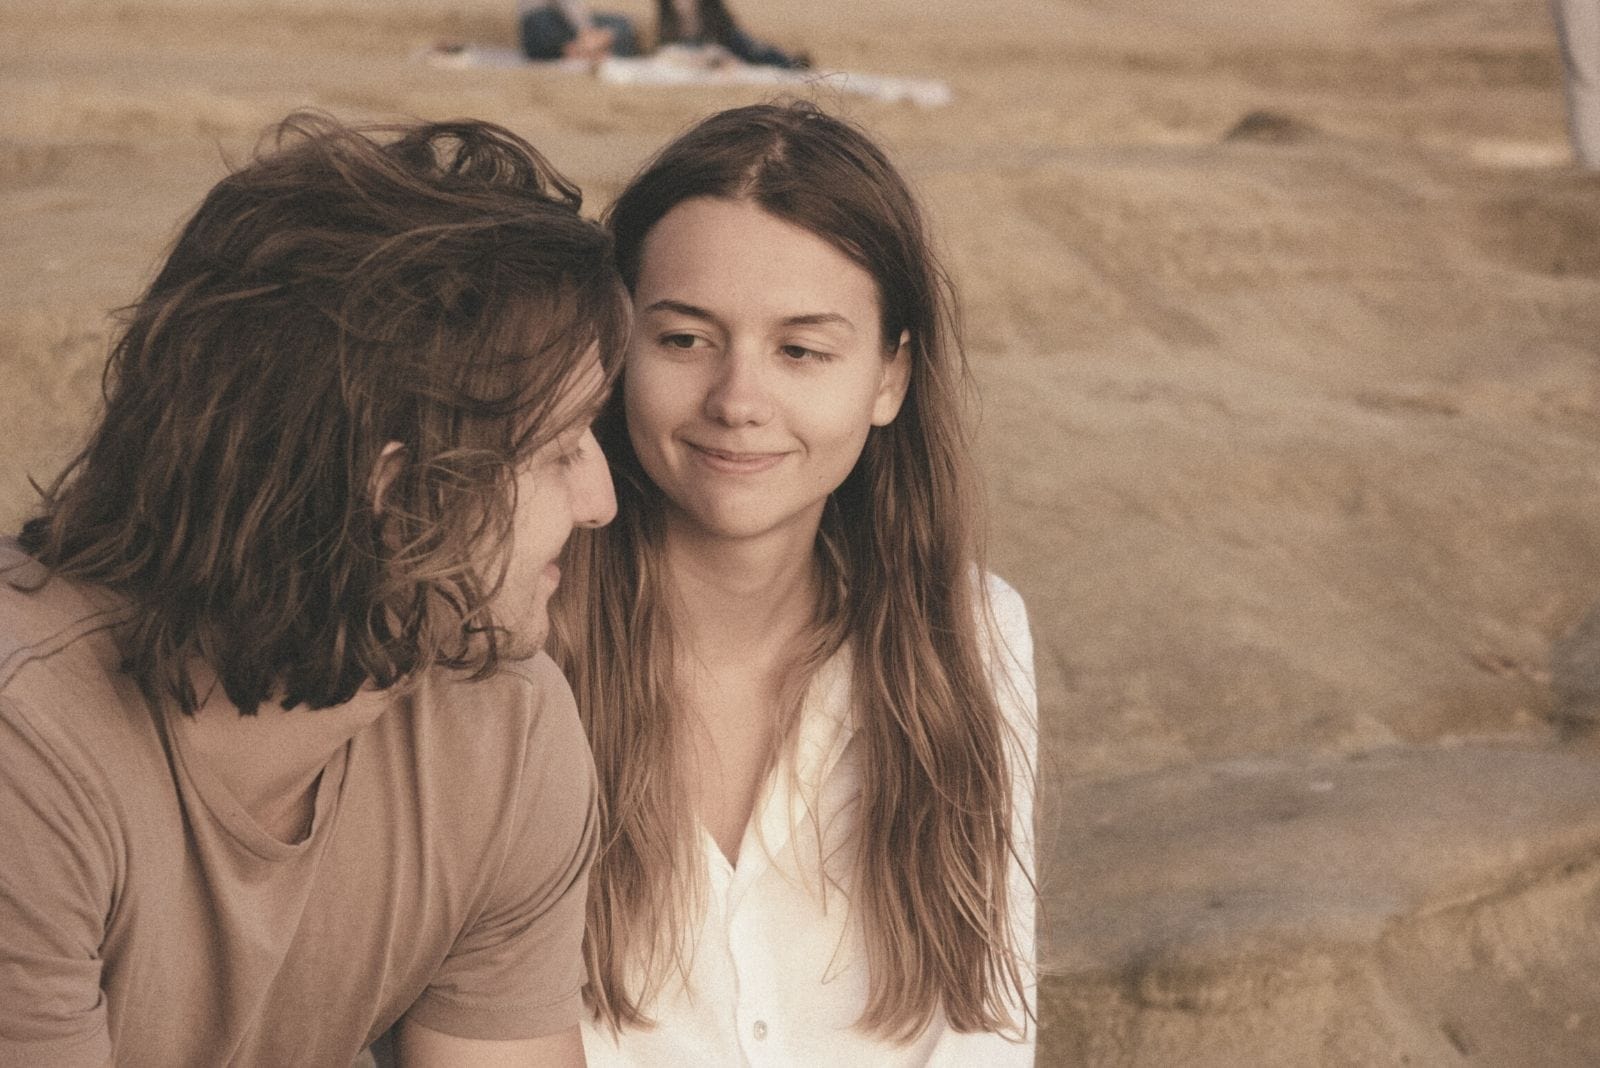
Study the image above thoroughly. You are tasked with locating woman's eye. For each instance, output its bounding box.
[660,333,701,350]
[780,344,826,362]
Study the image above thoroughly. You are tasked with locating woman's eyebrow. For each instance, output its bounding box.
[643,299,855,334]
[780,312,855,333]
[642,298,718,322]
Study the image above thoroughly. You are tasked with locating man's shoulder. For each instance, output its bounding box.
[0,546,169,877]
[403,651,587,780]
[0,539,127,695]
[376,652,595,912]
[496,651,579,717]
[415,651,575,729]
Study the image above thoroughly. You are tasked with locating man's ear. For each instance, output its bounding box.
[870,330,912,427]
[370,441,406,517]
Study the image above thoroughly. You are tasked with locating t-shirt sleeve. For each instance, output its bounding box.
[402,657,599,1040]
[0,698,117,1068]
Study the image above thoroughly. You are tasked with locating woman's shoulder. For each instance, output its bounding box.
[973,570,1036,725]
[974,570,1032,658]
[980,571,1029,631]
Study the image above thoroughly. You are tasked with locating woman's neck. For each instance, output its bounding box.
[661,517,821,864]
[661,519,817,668]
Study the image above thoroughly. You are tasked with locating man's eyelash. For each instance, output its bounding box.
[555,436,589,468]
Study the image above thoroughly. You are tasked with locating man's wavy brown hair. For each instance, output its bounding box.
[19,112,626,716]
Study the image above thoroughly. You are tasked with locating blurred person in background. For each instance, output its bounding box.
[519,0,808,68]
[654,0,810,68]
[519,0,641,61]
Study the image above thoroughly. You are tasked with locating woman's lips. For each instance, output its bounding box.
[687,443,787,474]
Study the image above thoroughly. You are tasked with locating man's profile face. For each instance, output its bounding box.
[494,349,616,654]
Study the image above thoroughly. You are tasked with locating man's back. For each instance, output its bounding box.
[0,544,597,1067]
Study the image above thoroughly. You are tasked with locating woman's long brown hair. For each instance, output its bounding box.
[550,102,1030,1041]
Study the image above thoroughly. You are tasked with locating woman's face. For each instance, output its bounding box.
[624,197,909,549]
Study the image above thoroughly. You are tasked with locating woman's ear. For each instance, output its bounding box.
[370,441,407,517]
[870,330,913,427]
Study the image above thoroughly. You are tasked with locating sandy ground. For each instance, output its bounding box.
[5,0,1600,1062]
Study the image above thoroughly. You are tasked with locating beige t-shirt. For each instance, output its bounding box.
[0,547,597,1068]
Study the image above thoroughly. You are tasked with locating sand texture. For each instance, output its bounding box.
[5,0,1600,1063]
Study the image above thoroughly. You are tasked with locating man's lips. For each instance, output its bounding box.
[687,443,788,473]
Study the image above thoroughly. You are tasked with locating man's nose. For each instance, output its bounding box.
[571,438,617,529]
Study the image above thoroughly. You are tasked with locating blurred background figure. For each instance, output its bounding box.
[1553,0,1600,167]
[519,0,640,62]
[655,0,809,68]
[518,0,808,68]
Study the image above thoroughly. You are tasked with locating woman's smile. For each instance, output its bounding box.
[685,442,790,474]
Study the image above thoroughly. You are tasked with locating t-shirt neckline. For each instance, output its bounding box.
[161,697,352,863]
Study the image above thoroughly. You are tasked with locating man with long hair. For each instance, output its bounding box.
[0,113,624,1066]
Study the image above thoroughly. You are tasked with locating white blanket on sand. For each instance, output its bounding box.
[421,43,953,108]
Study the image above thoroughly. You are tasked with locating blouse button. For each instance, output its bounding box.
[753,1020,769,1041]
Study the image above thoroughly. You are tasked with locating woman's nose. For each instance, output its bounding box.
[702,349,773,427]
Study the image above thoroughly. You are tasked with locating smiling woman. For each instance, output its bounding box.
[625,197,908,549]
[550,102,1038,1066]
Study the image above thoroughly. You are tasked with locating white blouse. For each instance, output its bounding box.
[581,574,1038,1067]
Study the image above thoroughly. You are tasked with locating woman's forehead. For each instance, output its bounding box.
[636,198,884,325]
